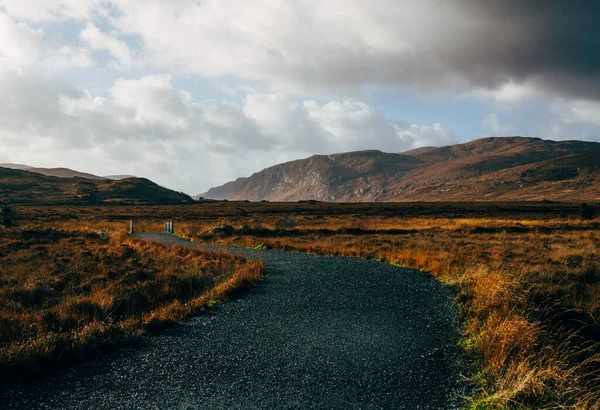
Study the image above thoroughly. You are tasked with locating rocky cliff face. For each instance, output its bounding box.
[200,137,600,202]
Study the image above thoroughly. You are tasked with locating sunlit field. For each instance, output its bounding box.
[0,227,262,382]
[10,201,600,408]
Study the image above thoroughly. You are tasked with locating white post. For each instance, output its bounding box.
[129,220,134,234]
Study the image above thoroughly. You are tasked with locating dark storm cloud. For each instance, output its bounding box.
[442,0,600,99]
[268,0,600,101]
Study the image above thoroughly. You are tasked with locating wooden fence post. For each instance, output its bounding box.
[129,220,134,234]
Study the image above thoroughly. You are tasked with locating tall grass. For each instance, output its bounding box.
[182,218,600,409]
[0,228,263,381]
[16,206,600,408]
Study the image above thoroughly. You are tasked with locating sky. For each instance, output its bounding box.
[1,0,599,194]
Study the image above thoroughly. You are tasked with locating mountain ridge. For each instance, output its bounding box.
[0,164,137,181]
[200,137,600,202]
[0,167,192,205]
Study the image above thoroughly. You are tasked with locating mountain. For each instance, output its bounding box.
[0,164,105,180]
[195,178,248,200]
[103,175,137,180]
[22,167,106,180]
[0,163,32,170]
[0,167,192,205]
[0,164,138,181]
[200,137,600,202]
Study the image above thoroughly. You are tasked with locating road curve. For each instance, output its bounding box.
[1,233,461,409]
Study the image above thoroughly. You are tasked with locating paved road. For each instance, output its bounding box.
[1,233,461,409]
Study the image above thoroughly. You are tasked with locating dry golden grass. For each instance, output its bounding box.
[173,216,599,409]
[13,203,600,408]
[0,228,263,381]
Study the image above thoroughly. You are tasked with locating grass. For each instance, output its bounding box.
[0,228,263,382]
[176,215,600,409]
[10,201,600,408]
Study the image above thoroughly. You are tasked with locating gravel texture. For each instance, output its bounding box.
[1,233,461,409]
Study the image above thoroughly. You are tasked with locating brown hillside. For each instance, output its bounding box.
[0,167,192,205]
[201,137,600,201]
[23,167,106,180]
[0,164,106,180]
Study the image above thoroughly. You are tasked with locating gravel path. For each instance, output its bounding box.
[1,233,461,409]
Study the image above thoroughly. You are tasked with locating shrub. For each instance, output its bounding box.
[275,215,297,230]
[0,204,15,227]
[203,224,235,238]
[579,203,597,219]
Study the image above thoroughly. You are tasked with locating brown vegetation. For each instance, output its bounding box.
[11,201,600,408]
[201,137,600,202]
[0,166,192,205]
[178,215,600,409]
[0,228,262,381]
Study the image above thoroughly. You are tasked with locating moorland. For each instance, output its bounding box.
[2,200,599,409]
[0,225,262,382]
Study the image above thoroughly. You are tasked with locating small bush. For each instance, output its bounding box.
[0,204,15,227]
[275,215,297,230]
[579,203,597,219]
[202,224,236,238]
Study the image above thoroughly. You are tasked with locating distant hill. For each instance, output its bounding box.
[0,167,192,205]
[0,164,138,181]
[0,163,32,170]
[103,175,137,180]
[200,137,600,202]
[0,164,106,180]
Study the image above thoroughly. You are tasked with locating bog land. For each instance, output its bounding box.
[2,201,599,409]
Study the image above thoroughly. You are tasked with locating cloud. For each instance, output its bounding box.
[469,81,545,105]
[110,74,190,127]
[44,46,93,70]
[395,123,457,148]
[481,113,513,137]
[80,21,132,68]
[0,12,41,72]
[0,12,93,74]
[554,100,600,127]
[79,0,598,103]
[0,71,455,192]
[0,0,100,22]
[2,1,599,102]
[303,100,399,151]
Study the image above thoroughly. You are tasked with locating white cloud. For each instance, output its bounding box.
[395,123,456,148]
[554,100,600,127]
[0,71,455,192]
[243,93,326,151]
[80,21,132,68]
[481,113,513,136]
[43,46,93,70]
[101,0,433,93]
[0,13,93,74]
[304,100,399,150]
[0,0,100,22]
[80,0,597,104]
[0,12,41,73]
[110,74,190,127]
[3,1,599,104]
[470,81,544,104]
